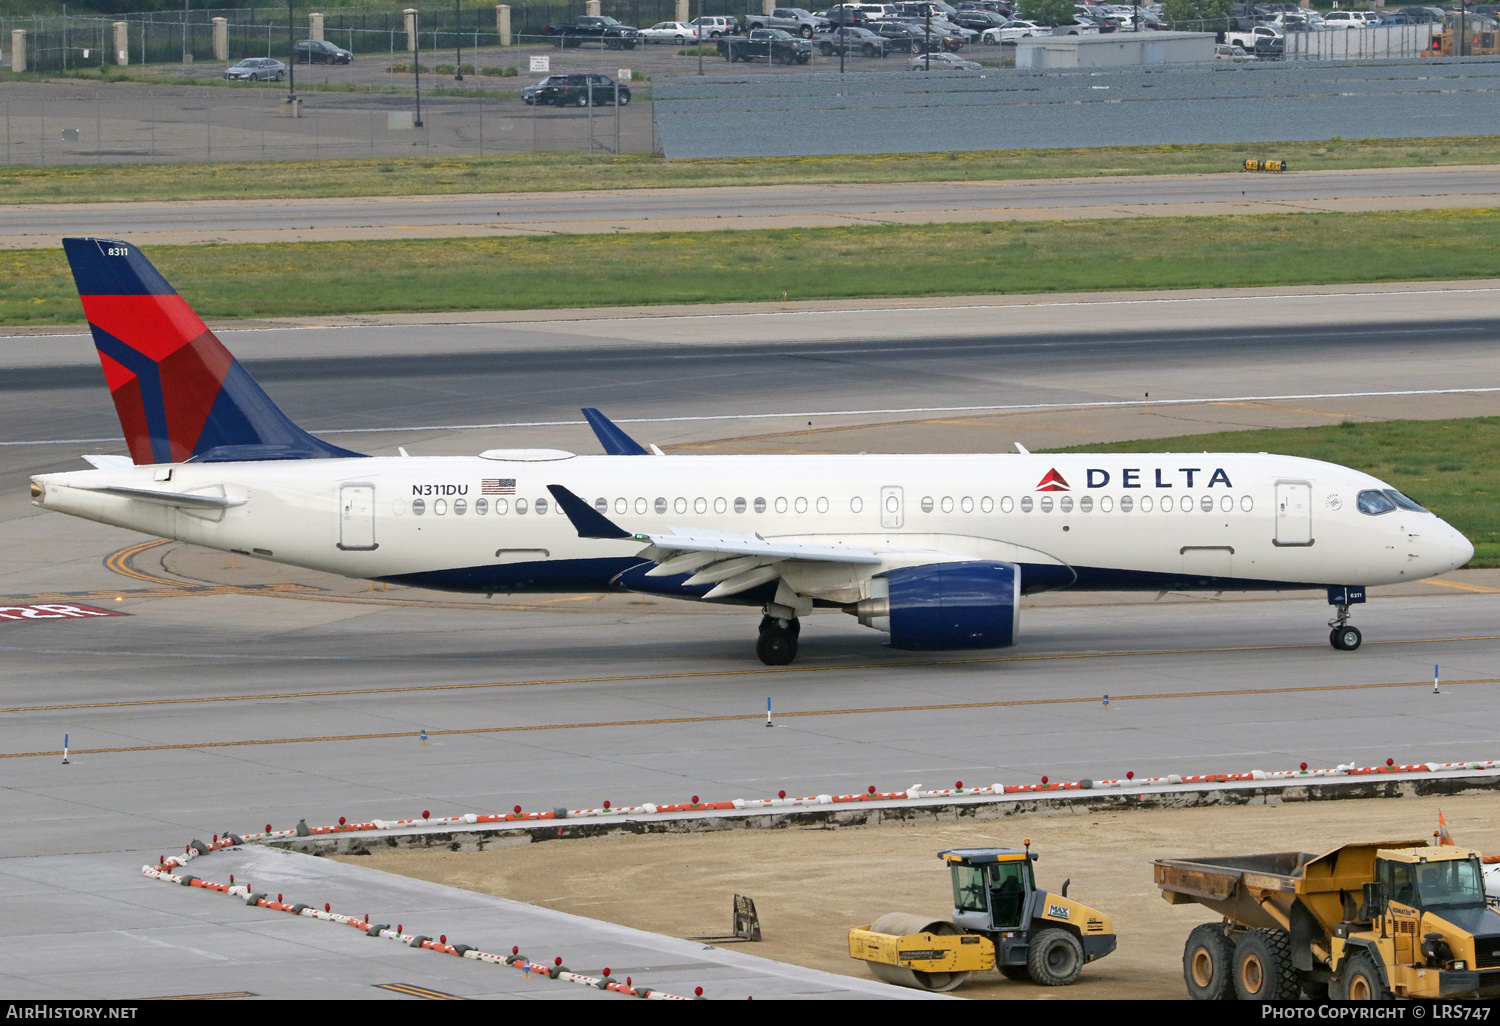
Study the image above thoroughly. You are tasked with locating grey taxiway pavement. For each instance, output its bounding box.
[3,290,1499,997]
[2,166,1498,247]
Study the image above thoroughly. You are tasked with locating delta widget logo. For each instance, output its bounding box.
[1035,469,1070,492]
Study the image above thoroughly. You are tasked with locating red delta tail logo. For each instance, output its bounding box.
[61,237,361,466]
[1035,468,1070,492]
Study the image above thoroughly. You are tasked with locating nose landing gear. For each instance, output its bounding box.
[1329,619,1362,651]
[757,613,800,665]
[1327,585,1366,651]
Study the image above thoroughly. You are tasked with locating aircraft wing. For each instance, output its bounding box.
[548,484,883,599]
[637,527,881,565]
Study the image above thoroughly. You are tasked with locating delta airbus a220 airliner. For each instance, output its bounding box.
[29,238,1474,664]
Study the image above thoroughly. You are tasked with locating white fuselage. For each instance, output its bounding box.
[32,450,1473,605]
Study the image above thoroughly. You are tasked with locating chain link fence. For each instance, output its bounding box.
[1,3,763,73]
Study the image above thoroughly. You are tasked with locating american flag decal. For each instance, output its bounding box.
[482,478,516,495]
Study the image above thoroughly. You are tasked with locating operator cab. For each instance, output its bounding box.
[940,847,1039,933]
[1377,848,1489,912]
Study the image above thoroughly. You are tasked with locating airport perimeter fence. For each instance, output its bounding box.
[0,2,760,74]
[0,82,660,165]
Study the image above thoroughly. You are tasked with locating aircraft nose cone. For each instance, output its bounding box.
[1452,526,1475,569]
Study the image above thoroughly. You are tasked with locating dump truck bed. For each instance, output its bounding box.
[1155,840,1432,935]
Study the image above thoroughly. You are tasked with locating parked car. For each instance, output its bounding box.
[949,8,1007,31]
[876,21,950,50]
[294,39,352,64]
[521,74,564,103]
[1321,10,1371,27]
[723,27,815,61]
[819,25,890,54]
[1214,42,1256,60]
[640,21,701,43]
[744,8,829,37]
[538,73,632,106]
[223,57,286,81]
[1224,22,1285,53]
[542,15,641,48]
[691,15,740,37]
[980,18,1043,42]
[909,50,982,68]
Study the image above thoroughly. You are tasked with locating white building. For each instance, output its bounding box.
[1015,30,1215,68]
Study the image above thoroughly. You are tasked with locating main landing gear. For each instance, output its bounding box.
[1328,604,1362,651]
[757,613,800,666]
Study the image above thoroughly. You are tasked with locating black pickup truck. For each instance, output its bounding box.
[721,27,814,63]
[542,15,641,48]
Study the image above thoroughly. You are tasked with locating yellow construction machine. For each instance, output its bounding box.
[1157,840,1500,999]
[848,845,1117,992]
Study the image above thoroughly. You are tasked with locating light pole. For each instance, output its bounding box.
[454,0,463,79]
[697,0,704,75]
[925,7,931,71]
[413,10,423,127]
[287,0,296,102]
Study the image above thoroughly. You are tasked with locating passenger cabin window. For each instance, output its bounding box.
[454,498,467,515]
[476,498,489,515]
[754,497,766,513]
[535,497,549,515]
[734,497,747,513]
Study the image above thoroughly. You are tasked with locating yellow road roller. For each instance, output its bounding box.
[849,845,1117,992]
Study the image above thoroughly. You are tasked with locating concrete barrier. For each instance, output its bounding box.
[141,856,697,999]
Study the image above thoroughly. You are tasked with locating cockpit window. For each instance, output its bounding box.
[1385,489,1427,513]
[1357,489,1396,515]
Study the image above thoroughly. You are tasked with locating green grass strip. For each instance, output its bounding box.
[2,135,1499,204]
[7,208,1500,326]
[1057,418,1500,568]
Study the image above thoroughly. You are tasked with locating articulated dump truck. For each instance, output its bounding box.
[1156,840,1500,1000]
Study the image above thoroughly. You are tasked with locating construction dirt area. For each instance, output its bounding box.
[339,789,1500,1000]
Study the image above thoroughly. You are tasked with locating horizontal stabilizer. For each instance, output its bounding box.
[547,484,632,539]
[78,484,246,509]
[82,454,134,470]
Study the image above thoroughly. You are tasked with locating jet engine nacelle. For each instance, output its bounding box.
[855,561,1020,651]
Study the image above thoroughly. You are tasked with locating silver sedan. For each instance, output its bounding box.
[639,21,703,44]
[223,57,287,81]
[909,51,983,69]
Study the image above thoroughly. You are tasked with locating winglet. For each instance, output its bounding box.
[582,408,650,456]
[547,484,632,540]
